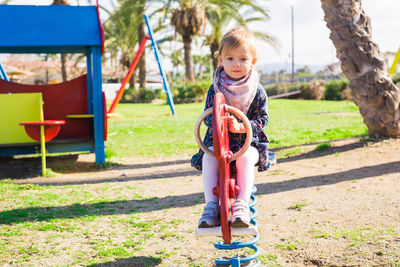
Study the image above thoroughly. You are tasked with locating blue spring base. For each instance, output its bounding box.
[214,187,260,266]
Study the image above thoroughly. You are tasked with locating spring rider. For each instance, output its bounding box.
[194,92,261,266]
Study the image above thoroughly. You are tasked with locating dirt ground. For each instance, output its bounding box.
[1,137,400,266]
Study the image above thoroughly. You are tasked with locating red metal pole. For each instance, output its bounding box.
[108,35,150,114]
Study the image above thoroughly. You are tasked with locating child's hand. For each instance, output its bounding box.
[227,116,246,133]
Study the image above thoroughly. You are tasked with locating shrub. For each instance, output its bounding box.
[172,80,210,103]
[324,79,349,100]
[122,87,165,103]
[315,142,331,151]
[392,73,400,84]
[264,82,300,97]
[341,87,352,101]
[300,79,325,100]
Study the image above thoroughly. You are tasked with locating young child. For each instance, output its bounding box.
[192,27,276,228]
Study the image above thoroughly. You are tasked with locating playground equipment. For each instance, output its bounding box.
[0,61,9,81]
[0,4,106,170]
[108,14,176,116]
[389,47,400,76]
[194,92,260,266]
[108,35,150,114]
[144,14,176,116]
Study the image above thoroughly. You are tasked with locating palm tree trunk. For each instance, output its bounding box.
[199,65,204,77]
[138,18,146,89]
[210,39,219,72]
[53,0,69,82]
[210,25,221,72]
[321,0,400,137]
[183,34,195,82]
[61,54,67,82]
[129,69,137,89]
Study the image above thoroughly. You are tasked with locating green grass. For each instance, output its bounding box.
[288,200,309,211]
[106,102,203,158]
[0,180,189,265]
[106,99,368,158]
[267,99,367,148]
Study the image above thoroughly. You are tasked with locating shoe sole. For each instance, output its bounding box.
[198,221,221,228]
[231,218,250,228]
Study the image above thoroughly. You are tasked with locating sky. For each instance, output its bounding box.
[2,0,400,70]
[256,0,400,68]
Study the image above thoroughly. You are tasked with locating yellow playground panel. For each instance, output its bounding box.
[0,93,42,145]
[0,92,58,176]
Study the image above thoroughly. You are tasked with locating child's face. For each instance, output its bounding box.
[218,44,257,80]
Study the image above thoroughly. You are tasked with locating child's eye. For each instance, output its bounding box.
[227,57,233,60]
[241,58,248,61]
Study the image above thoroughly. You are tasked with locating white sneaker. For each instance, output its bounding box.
[198,201,220,228]
[231,199,251,228]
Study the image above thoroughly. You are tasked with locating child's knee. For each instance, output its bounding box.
[236,147,258,167]
[202,147,218,167]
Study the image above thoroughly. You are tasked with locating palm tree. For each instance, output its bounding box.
[116,0,147,89]
[137,2,147,90]
[170,48,184,81]
[169,0,277,80]
[104,2,142,88]
[321,0,400,137]
[170,0,207,81]
[193,54,210,78]
[205,0,278,71]
[104,0,165,89]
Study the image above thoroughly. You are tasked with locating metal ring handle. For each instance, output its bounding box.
[194,105,253,162]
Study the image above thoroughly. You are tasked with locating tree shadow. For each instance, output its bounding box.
[0,191,204,225]
[272,138,367,164]
[0,154,85,179]
[15,169,201,186]
[1,161,398,225]
[114,159,191,170]
[0,155,192,179]
[256,160,400,195]
[87,256,162,267]
[50,159,192,175]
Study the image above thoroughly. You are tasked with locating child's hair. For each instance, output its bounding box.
[217,27,257,58]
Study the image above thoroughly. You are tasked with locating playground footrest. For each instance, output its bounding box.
[196,225,258,237]
[66,113,118,119]
[66,114,94,118]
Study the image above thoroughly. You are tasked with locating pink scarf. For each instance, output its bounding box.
[213,65,259,114]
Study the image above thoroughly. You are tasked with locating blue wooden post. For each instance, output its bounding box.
[86,49,94,114]
[89,46,105,165]
[143,14,176,116]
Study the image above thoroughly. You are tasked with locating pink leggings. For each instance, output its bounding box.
[202,146,259,204]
